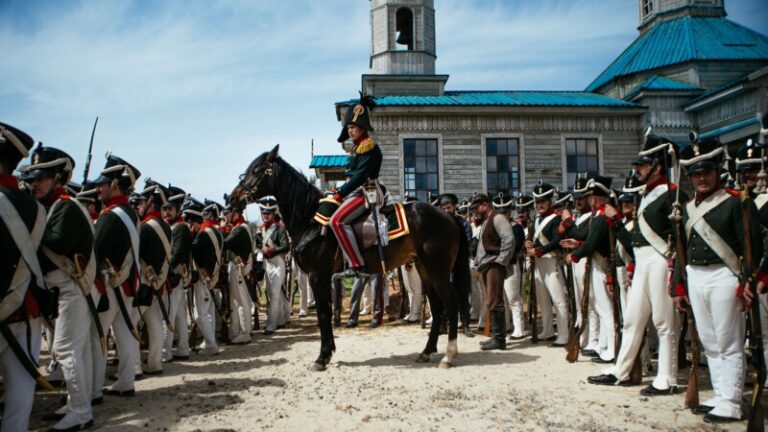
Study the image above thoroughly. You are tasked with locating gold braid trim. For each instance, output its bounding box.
[355,137,376,155]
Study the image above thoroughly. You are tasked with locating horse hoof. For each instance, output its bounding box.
[310,362,327,372]
[415,353,430,363]
[438,360,452,369]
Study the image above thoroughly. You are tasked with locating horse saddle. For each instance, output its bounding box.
[314,198,411,250]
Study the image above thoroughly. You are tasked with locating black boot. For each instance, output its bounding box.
[481,310,507,351]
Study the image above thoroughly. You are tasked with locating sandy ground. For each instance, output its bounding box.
[27,310,755,432]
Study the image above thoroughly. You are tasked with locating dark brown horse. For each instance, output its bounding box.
[231,145,461,370]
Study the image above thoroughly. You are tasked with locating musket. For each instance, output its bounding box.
[145,265,174,332]
[566,254,591,363]
[0,321,56,391]
[527,211,538,344]
[741,176,765,432]
[397,266,408,319]
[82,116,98,183]
[668,158,700,409]
[608,223,622,356]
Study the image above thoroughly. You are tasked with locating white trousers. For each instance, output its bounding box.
[228,261,253,340]
[590,263,616,361]
[533,256,569,344]
[688,264,745,419]
[503,264,525,337]
[50,273,93,426]
[402,265,422,321]
[193,280,219,351]
[265,255,288,332]
[293,261,310,314]
[97,283,139,392]
[0,318,41,432]
[604,246,678,388]
[469,266,483,321]
[163,283,189,359]
[142,296,165,373]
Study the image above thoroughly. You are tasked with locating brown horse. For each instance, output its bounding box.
[231,145,461,371]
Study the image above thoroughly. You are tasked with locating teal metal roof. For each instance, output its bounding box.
[309,155,348,169]
[699,117,759,140]
[336,91,641,108]
[587,17,768,92]
[625,75,701,99]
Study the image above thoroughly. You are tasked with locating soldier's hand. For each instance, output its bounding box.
[740,282,754,311]
[560,238,579,249]
[603,204,618,218]
[565,254,573,265]
[673,295,690,312]
[561,209,572,220]
[758,280,767,294]
[526,247,537,257]
[524,240,534,250]
[605,280,614,295]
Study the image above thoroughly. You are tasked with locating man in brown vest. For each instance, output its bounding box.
[470,194,515,351]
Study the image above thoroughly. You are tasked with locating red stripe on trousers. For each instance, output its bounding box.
[331,196,366,267]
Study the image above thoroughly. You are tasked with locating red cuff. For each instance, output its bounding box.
[673,282,687,297]
[627,262,635,274]
[333,194,343,202]
[570,254,580,263]
[605,216,616,228]
[534,247,544,258]
[758,270,768,286]
[557,218,574,235]
[736,283,744,298]
[265,250,274,259]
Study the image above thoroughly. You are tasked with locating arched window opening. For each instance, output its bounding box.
[395,8,414,51]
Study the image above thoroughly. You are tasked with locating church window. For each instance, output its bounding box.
[485,138,520,197]
[565,138,599,187]
[642,0,654,17]
[404,138,438,202]
[395,7,414,51]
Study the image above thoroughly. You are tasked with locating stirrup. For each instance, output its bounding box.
[332,267,369,282]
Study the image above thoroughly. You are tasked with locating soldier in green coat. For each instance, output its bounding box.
[22,145,97,431]
[223,199,255,344]
[671,137,763,423]
[162,185,192,361]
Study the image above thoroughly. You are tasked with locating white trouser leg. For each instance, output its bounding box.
[229,262,253,341]
[164,284,189,359]
[50,276,93,425]
[403,265,422,321]
[0,318,42,432]
[296,265,309,314]
[107,287,139,392]
[572,260,586,347]
[590,264,615,361]
[193,280,218,351]
[687,264,745,419]
[142,299,165,373]
[361,282,372,314]
[93,286,116,398]
[227,264,242,339]
[265,256,287,331]
[535,256,569,343]
[618,266,629,316]
[504,265,524,337]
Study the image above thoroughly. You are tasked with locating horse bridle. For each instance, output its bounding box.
[237,161,273,202]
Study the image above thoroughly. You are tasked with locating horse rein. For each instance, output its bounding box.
[237,162,273,203]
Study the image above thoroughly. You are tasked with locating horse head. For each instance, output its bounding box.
[231,144,280,205]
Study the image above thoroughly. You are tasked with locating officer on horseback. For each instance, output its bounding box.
[329,95,383,274]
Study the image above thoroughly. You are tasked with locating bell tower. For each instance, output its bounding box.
[638,0,726,34]
[363,0,449,97]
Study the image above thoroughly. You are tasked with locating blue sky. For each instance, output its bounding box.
[2,0,767,210]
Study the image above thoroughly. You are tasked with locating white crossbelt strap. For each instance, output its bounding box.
[637,184,671,258]
[755,193,768,211]
[684,189,738,276]
[534,213,556,244]
[41,198,96,294]
[575,212,591,227]
[242,223,256,254]
[0,191,46,320]
[203,228,222,286]
[143,218,171,288]
[112,207,141,270]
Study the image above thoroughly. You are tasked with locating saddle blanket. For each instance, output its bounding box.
[314,198,410,241]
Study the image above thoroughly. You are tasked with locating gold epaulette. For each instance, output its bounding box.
[355,138,376,155]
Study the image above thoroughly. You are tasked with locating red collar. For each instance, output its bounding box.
[141,211,163,224]
[261,221,274,230]
[0,174,19,190]
[538,209,554,218]
[353,133,369,146]
[102,195,129,214]
[645,176,676,192]
[230,215,245,227]
[199,220,218,232]
[593,203,607,215]
[43,186,69,208]
[695,185,722,203]
[172,217,184,225]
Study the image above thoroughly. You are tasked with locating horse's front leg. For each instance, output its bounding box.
[309,273,335,371]
[439,275,459,369]
[416,288,442,363]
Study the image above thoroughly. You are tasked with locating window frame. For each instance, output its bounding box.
[399,133,443,201]
[560,134,603,190]
[480,133,525,197]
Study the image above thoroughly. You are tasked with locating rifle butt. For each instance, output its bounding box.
[37,375,56,392]
[684,372,699,409]
[629,353,643,385]
[483,314,491,337]
[565,339,579,363]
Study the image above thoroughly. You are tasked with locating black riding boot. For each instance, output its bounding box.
[481,310,507,351]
